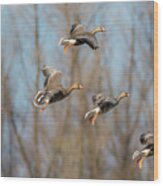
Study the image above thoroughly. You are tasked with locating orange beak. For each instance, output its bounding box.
[126,93,130,97]
[79,84,84,89]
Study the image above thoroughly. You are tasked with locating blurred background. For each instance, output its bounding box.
[1,1,154,180]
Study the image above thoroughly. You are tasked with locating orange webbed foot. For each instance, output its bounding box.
[89,114,98,126]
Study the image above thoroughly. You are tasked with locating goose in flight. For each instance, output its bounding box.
[59,23,105,53]
[84,92,129,125]
[132,132,154,169]
[33,65,83,111]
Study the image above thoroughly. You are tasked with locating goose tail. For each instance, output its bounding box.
[84,107,100,125]
[33,90,48,109]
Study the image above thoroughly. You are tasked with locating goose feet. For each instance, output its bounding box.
[39,102,49,112]
[64,44,73,54]
[89,113,99,125]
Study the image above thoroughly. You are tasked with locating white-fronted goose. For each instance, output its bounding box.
[59,23,105,53]
[33,65,83,111]
[132,132,154,169]
[84,92,129,125]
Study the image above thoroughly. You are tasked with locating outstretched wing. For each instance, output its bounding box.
[99,97,117,111]
[42,66,62,91]
[70,24,84,36]
[42,66,58,77]
[92,93,106,106]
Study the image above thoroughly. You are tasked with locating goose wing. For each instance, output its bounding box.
[92,93,106,106]
[42,66,58,77]
[70,24,84,36]
[92,94,117,113]
[42,66,63,91]
[99,97,117,110]
[93,94,117,106]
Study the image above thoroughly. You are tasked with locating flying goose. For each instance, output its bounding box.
[84,92,129,125]
[59,23,105,53]
[33,65,83,111]
[132,132,154,169]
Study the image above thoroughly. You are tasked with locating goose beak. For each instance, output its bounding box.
[79,84,84,89]
[102,27,106,32]
[126,93,130,97]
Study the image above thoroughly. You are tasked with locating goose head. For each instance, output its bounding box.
[97,26,106,32]
[71,82,84,90]
[67,83,84,95]
[118,92,129,101]
[91,26,106,34]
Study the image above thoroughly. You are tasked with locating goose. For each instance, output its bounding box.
[84,92,129,125]
[132,132,154,169]
[33,65,83,111]
[59,23,105,53]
